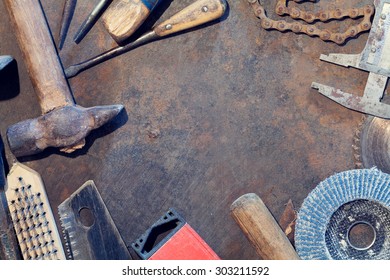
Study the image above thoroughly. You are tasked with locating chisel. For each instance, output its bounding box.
[74,0,113,44]
[66,0,227,78]
[58,0,77,49]
[102,0,162,43]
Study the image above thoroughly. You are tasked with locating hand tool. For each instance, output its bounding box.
[353,116,390,174]
[247,0,374,44]
[4,0,124,158]
[131,208,219,260]
[58,180,131,260]
[230,193,300,260]
[312,0,390,118]
[0,137,21,260]
[65,0,227,78]
[58,0,77,50]
[73,0,113,44]
[101,0,162,43]
[6,162,66,260]
[0,55,13,71]
[295,168,390,260]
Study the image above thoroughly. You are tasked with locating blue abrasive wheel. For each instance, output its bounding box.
[295,168,390,259]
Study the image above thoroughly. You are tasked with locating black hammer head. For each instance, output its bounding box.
[7,104,124,157]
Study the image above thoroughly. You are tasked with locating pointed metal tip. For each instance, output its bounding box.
[88,104,125,128]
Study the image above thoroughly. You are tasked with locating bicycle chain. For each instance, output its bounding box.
[248,0,375,44]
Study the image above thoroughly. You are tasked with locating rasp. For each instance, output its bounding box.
[58,180,131,260]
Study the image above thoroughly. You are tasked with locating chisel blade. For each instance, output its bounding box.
[58,180,131,260]
[58,0,77,50]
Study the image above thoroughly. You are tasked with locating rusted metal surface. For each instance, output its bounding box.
[248,0,374,44]
[0,0,372,259]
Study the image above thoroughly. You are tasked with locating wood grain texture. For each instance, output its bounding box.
[102,0,157,43]
[231,193,300,260]
[3,0,74,114]
[154,0,226,37]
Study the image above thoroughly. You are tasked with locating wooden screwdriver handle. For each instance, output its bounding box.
[231,193,300,260]
[102,0,161,43]
[154,0,227,37]
[4,0,74,114]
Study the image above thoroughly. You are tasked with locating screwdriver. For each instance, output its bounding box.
[101,0,163,44]
[65,0,227,78]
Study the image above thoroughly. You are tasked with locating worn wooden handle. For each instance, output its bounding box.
[154,0,227,37]
[231,193,300,260]
[4,0,74,114]
[102,0,161,43]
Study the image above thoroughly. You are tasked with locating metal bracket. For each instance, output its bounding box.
[312,0,390,118]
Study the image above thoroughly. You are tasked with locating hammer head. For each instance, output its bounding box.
[7,105,124,157]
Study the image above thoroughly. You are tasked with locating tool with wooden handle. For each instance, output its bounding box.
[102,0,162,43]
[65,0,227,78]
[230,193,300,260]
[4,0,124,157]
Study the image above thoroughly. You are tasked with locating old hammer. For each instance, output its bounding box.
[231,193,300,260]
[4,0,124,157]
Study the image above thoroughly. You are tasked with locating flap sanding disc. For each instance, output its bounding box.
[295,169,390,259]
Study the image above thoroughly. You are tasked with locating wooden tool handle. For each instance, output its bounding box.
[4,0,74,114]
[102,0,161,43]
[154,0,227,37]
[230,193,300,260]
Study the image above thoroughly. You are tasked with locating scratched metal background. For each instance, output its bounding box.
[0,0,372,259]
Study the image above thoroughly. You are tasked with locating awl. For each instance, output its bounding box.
[66,0,227,78]
[101,0,162,43]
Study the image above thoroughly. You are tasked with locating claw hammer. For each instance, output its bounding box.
[4,0,124,157]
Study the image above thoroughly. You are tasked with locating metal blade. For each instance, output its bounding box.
[58,0,77,50]
[0,137,21,260]
[356,115,390,174]
[58,180,131,260]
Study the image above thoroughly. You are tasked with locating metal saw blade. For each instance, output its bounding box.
[355,116,390,173]
[58,180,131,260]
[295,168,390,260]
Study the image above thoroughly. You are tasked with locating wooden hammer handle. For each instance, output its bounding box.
[231,193,300,260]
[4,0,74,114]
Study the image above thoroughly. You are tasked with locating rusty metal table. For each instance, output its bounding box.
[0,0,372,259]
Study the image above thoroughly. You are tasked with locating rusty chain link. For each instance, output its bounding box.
[248,0,375,44]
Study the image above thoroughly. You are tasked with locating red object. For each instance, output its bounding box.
[149,223,220,260]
